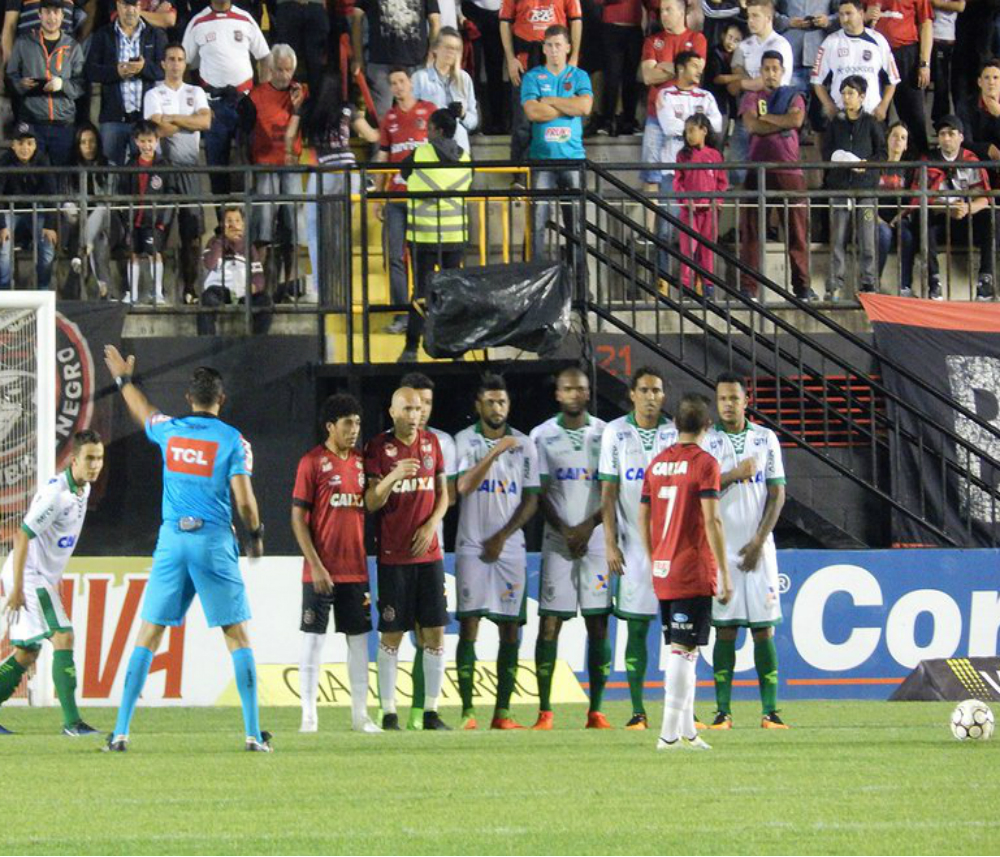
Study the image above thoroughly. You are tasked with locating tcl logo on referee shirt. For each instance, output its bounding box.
[166,437,219,477]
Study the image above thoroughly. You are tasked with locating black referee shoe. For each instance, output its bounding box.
[103,733,128,752]
[423,711,452,731]
[382,713,401,731]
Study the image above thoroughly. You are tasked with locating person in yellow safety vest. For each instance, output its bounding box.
[397,106,473,363]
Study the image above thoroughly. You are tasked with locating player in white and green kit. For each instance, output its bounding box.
[529,367,612,731]
[399,371,457,731]
[0,430,105,736]
[454,374,540,730]
[706,372,788,729]
[598,367,678,730]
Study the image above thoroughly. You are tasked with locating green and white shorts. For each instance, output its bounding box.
[1,572,71,649]
[539,547,613,618]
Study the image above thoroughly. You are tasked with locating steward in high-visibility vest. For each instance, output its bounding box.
[403,133,473,247]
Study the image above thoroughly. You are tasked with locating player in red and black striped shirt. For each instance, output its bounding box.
[291,393,380,734]
[640,392,732,752]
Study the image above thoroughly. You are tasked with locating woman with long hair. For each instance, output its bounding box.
[411,27,479,153]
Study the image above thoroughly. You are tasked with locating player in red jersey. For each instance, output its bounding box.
[364,387,452,731]
[291,394,380,735]
[640,393,733,752]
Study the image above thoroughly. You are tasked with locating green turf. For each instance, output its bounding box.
[0,700,997,855]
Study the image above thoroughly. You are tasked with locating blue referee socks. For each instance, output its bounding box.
[231,647,262,742]
[114,646,154,737]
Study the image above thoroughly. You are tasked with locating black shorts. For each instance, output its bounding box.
[376,560,449,633]
[660,596,713,648]
[300,581,372,636]
[130,225,166,255]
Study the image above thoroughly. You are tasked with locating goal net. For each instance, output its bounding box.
[0,292,56,705]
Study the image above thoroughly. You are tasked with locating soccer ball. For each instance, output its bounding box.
[950,699,995,741]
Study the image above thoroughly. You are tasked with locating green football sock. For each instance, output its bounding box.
[456,638,476,715]
[754,635,779,715]
[534,638,558,712]
[587,636,611,714]
[625,619,650,716]
[410,646,425,712]
[0,653,27,707]
[713,636,737,716]
[494,640,520,718]
[52,649,82,728]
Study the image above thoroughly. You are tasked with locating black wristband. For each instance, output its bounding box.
[249,524,265,540]
[115,374,133,390]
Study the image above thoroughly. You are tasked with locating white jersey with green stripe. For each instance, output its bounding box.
[428,426,457,479]
[455,423,541,552]
[12,469,90,586]
[598,413,678,554]
[705,420,786,555]
[530,413,607,554]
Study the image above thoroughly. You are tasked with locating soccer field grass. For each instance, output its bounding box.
[0,700,997,855]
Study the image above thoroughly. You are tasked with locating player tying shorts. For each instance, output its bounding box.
[103,347,270,752]
[292,393,381,734]
[0,431,105,736]
[639,392,732,752]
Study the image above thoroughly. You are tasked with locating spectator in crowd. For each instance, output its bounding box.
[902,114,995,300]
[2,0,80,72]
[5,0,84,166]
[822,75,886,299]
[291,72,378,302]
[412,26,479,152]
[865,0,933,153]
[674,113,727,297]
[144,41,211,303]
[930,0,964,123]
[639,0,706,197]
[120,120,173,304]
[61,122,117,300]
[877,120,914,294]
[961,58,1000,170]
[272,0,328,92]
[199,205,272,334]
[86,0,167,165]
[182,0,270,198]
[728,0,794,184]
[812,0,898,131]
[952,0,994,120]
[501,0,582,162]
[463,0,505,133]
[586,0,643,136]
[0,125,57,291]
[739,50,813,301]
[783,0,835,113]
[246,44,306,292]
[374,67,436,333]
[706,21,745,146]
[126,0,178,29]
[652,51,722,283]
[398,106,473,362]
[351,0,441,117]
[522,24,592,262]
[701,0,746,48]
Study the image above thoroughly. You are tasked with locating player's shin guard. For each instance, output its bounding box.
[456,638,476,714]
[410,645,425,712]
[377,642,399,715]
[534,638,557,712]
[587,636,611,713]
[0,653,27,707]
[659,647,697,745]
[625,619,651,715]
[713,636,737,715]
[754,635,779,715]
[230,647,262,742]
[494,640,520,718]
[422,645,446,712]
[299,632,325,724]
[346,634,371,726]
[52,649,82,728]
[113,646,154,737]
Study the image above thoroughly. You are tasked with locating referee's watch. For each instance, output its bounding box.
[249,523,265,540]
[919,61,929,68]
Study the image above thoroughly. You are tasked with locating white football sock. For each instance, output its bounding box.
[152,256,164,302]
[299,631,325,722]
[127,259,142,302]
[347,633,371,725]
[423,645,446,712]
[377,642,399,715]
[683,662,698,741]
[659,647,697,744]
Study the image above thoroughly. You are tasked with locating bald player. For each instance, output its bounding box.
[364,387,452,731]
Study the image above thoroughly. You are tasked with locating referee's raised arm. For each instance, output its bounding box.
[104,344,159,426]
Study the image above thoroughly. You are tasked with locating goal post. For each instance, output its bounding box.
[0,291,57,706]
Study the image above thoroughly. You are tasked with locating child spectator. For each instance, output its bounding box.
[674,113,728,297]
[822,74,886,299]
[877,121,914,295]
[705,21,744,147]
[119,120,172,304]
